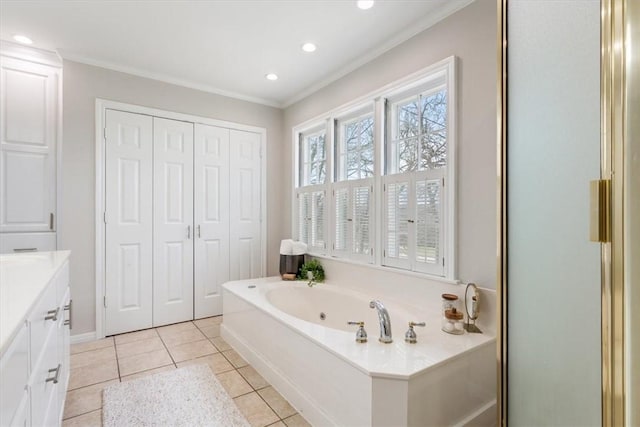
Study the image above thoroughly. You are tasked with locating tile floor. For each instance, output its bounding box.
[63,316,311,427]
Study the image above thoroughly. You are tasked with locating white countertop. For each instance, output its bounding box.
[0,250,70,356]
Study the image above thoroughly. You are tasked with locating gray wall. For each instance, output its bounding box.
[283,0,497,289]
[61,60,285,335]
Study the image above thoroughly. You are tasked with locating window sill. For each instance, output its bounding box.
[307,253,460,286]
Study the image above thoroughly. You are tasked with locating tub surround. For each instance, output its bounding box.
[0,250,71,355]
[222,277,496,426]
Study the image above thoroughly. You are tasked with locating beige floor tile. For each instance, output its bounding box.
[160,328,206,347]
[223,349,248,368]
[70,346,116,370]
[266,422,286,427]
[113,329,158,345]
[238,365,269,390]
[63,380,117,419]
[70,337,113,355]
[120,364,176,382]
[68,359,118,390]
[233,392,279,427]
[62,409,102,427]
[156,321,197,336]
[167,339,217,363]
[176,353,234,374]
[198,324,221,338]
[282,414,311,427]
[193,316,223,328]
[118,348,173,376]
[258,386,297,419]
[116,336,165,358]
[216,369,253,398]
[210,336,231,352]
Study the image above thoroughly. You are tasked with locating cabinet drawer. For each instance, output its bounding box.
[0,323,29,427]
[0,232,56,254]
[29,280,58,372]
[29,328,59,427]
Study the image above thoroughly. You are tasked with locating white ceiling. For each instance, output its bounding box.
[0,0,472,107]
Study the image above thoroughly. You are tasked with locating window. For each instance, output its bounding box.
[336,112,375,181]
[293,57,455,278]
[296,127,328,253]
[300,129,326,186]
[331,109,375,262]
[384,84,448,276]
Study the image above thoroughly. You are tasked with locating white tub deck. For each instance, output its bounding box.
[222,277,496,426]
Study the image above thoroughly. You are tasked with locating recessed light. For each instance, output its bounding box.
[301,43,317,53]
[357,0,374,10]
[265,73,278,81]
[13,34,33,45]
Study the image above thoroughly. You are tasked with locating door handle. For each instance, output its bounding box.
[197,225,201,238]
[187,225,191,239]
[46,364,62,384]
[64,299,72,329]
[45,308,59,322]
[14,248,37,252]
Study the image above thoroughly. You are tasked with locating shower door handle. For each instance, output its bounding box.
[187,225,191,239]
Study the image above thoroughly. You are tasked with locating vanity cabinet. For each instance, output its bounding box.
[0,41,62,254]
[0,252,71,427]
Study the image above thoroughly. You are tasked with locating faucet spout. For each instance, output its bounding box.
[369,300,392,343]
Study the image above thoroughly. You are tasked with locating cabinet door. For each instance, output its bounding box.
[153,117,194,326]
[104,110,153,336]
[229,130,262,280]
[194,124,229,318]
[0,57,58,232]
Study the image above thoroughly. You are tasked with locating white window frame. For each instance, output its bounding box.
[292,56,456,280]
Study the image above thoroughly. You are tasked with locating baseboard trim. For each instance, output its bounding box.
[70,331,96,344]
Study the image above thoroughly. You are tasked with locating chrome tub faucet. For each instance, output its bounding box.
[369,300,392,343]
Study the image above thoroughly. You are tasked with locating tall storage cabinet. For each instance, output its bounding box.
[103,108,264,336]
[0,42,61,254]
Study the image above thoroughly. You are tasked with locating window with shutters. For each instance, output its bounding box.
[296,126,328,254]
[293,57,455,279]
[331,109,375,263]
[384,81,449,276]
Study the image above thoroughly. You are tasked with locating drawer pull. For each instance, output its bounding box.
[13,248,37,252]
[64,299,73,329]
[46,364,62,384]
[45,308,59,321]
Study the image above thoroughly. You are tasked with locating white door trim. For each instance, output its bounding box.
[95,98,268,339]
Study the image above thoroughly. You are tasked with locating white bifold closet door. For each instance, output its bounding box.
[153,117,194,327]
[104,110,153,336]
[194,124,230,318]
[229,130,262,280]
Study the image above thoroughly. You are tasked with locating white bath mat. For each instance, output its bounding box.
[102,364,250,427]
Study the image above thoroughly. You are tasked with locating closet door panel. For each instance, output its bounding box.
[229,130,262,280]
[104,110,153,336]
[194,124,229,318]
[153,117,194,326]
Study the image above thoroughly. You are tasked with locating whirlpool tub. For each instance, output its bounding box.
[221,278,496,426]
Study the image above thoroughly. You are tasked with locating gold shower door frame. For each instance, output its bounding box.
[497,0,635,425]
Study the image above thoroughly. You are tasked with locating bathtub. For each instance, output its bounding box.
[221,278,496,426]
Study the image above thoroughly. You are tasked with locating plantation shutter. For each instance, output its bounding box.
[383,176,411,270]
[352,184,372,261]
[297,191,310,244]
[334,185,349,254]
[310,190,326,252]
[414,176,444,275]
[297,188,326,254]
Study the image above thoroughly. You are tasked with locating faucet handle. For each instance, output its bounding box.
[405,321,426,344]
[347,321,368,343]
